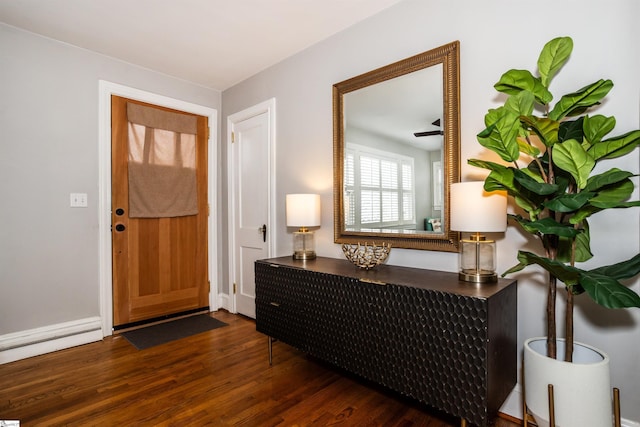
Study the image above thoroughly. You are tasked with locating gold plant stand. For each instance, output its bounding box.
[523,384,622,427]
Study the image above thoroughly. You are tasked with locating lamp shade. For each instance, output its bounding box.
[450,182,507,232]
[286,194,321,227]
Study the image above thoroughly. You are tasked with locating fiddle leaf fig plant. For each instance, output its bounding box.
[469,36,640,362]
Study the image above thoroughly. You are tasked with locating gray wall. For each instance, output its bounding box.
[222,0,640,421]
[0,23,221,332]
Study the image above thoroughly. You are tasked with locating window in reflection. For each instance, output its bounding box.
[345,144,415,230]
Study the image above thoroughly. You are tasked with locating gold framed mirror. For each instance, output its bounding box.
[333,41,460,251]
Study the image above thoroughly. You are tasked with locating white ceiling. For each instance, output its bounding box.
[0,0,404,91]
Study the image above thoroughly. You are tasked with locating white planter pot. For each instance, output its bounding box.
[524,337,612,427]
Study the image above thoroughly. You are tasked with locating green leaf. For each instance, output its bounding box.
[571,204,602,224]
[553,139,595,189]
[551,174,571,194]
[510,252,640,308]
[590,253,640,280]
[590,179,635,207]
[558,117,584,143]
[468,158,509,173]
[557,221,592,263]
[517,138,541,157]
[513,250,581,285]
[484,169,518,195]
[477,108,522,162]
[584,168,635,192]
[548,79,614,121]
[520,116,559,147]
[475,168,540,213]
[573,226,593,262]
[504,90,535,116]
[519,166,545,183]
[502,261,527,277]
[588,130,640,160]
[510,215,581,238]
[483,107,501,127]
[583,115,616,146]
[477,165,546,216]
[580,273,640,309]
[617,201,640,208]
[513,168,558,195]
[572,183,640,222]
[544,191,595,212]
[538,36,573,88]
[591,198,640,210]
[494,70,553,104]
[514,194,541,218]
[470,159,544,197]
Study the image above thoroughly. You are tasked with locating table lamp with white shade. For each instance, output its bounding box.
[450,181,507,283]
[286,193,321,260]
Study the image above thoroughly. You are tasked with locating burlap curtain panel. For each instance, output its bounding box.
[127,103,198,218]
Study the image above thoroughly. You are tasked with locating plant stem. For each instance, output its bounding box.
[545,139,558,359]
[526,135,548,182]
[547,274,557,359]
[564,218,579,362]
[565,289,574,362]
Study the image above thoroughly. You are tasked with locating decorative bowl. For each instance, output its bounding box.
[341,242,391,270]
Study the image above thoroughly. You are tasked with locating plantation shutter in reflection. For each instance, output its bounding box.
[360,156,380,224]
[380,159,398,222]
[127,103,198,218]
[402,163,414,221]
[344,153,356,226]
[346,144,415,229]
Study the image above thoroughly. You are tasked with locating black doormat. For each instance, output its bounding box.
[122,314,228,350]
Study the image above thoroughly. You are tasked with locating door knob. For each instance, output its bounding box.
[259,224,267,242]
[115,224,126,232]
[115,208,125,216]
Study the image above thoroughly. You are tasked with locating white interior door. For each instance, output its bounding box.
[228,100,275,318]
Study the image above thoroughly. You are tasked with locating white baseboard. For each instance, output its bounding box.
[0,317,103,364]
[499,383,523,419]
[217,293,231,312]
[501,383,639,427]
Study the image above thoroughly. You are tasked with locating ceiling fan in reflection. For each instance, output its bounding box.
[414,118,443,137]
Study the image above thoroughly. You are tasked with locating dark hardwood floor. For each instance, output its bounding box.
[0,311,520,426]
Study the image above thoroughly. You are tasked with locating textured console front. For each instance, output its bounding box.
[255,257,516,427]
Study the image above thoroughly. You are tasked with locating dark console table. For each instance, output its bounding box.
[255,256,517,427]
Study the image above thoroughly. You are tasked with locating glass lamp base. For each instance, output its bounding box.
[292,230,315,260]
[459,234,497,283]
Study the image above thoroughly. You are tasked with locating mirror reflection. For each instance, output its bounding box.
[333,41,460,251]
[344,64,444,234]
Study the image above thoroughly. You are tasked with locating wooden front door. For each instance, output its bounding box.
[111,95,209,328]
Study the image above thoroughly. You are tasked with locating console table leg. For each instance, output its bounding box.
[268,336,273,366]
[460,419,467,427]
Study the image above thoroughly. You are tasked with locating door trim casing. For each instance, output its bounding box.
[226,98,276,314]
[98,80,218,336]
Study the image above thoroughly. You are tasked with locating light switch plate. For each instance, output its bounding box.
[70,193,88,208]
